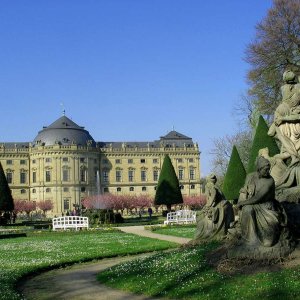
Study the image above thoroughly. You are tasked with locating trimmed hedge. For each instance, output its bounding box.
[222,145,246,201]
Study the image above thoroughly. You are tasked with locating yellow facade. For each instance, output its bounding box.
[0,116,201,215]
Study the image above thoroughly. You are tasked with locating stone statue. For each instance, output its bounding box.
[267,70,300,201]
[228,156,294,259]
[194,174,234,241]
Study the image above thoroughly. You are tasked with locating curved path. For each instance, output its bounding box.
[19,226,191,300]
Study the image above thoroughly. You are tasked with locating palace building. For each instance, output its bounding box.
[0,115,201,215]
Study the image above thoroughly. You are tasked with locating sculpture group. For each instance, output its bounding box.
[195,71,300,259]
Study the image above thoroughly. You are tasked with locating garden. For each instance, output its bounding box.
[0,229,177,300]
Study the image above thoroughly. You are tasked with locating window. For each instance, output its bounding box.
[189,168,195,180]
[188,158,194,163]
[6,172,12,184]
[32,172,36,183]
[20,160,26,165]
[154,186,157,190]
[80,168,86,182]
[153,158,158,164]
[81,187,86,192]
[115,159,121,164]
[180,185,184,190]
[142,186,147,191]
[178,169,184,180]
[20,172,26,184]
[32,189,36,193]
[46,170,51,182]
[153,170,159,181]
[141,170,147,182]
[128,159,133,164]
[64,199,70,210]
[62,169,69,182]
[32,159,36,164]
[45,158,52,163]
[103,170,109,183]
[129,187,134,192]
[177,158,183,163]
[63,187,69,192]
[116,170,122,182]
[6,160,13,165]
[140,159,146,163]
[128,170,134,182]
[62,157,69,162]
[190,184,195,189]
[20,189,26,194]
[104,187,109,193]
[102,159,109,164]
[117,187,121,192]
[46,188,51,193]
[80,157,86,163]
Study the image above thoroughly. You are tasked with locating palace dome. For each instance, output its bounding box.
[33,115,96,147]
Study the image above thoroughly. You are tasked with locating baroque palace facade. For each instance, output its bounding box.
[0,115,201,215]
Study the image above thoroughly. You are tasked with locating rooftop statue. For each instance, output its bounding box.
[228,156,294,259]
[194,174,234,241]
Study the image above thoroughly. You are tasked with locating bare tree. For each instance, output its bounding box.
[245,0,300,119]
[210,131,252,179]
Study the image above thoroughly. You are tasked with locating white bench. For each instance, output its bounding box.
[164,210,196,225]
[52,216,89,231]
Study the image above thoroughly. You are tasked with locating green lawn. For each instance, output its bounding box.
[149,224,196,239]
[0,229,177,300]
[98,242,300,300]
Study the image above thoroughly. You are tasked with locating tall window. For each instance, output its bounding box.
[128,170,134,182]
[45,170,51,182]
[6,172,12,184]
[62,169,69,182]
[153,170,159,181]
[80,169,86,182]
[141,170,147,182]
[32,171,36,183]
[189,168,195,180]
[64,199,70,210]
[103,170,109,183]
[116,170,122,182]
[20,172,26,184]
[178,169,184,180]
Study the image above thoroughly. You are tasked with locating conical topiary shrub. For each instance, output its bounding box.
[222,145,246,202]
[0,161,14,212]
[154,154,183,211]
[247,115,280,173]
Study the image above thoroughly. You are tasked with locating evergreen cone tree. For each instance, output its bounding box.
[0,161,14,211]
[247,115,280,173]
[222,145,246,202]
[154,154,183,211]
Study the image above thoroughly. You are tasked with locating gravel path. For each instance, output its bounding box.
[19,226,191,300]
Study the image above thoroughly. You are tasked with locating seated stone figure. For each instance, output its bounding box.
[194,174,234,241]
[228,156,294,259]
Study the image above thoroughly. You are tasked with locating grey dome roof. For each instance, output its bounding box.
[33,116,96,147]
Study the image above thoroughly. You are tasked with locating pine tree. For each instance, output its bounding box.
[247,115,280,173]
[0,161,14,211]
[222,145,246,202]
[154,155,183,211]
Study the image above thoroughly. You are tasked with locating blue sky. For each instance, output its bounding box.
[0,0,272,176]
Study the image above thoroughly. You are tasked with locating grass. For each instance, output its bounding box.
[0,229,177,300]
[149,224,196,239]
[98,242,300,300]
